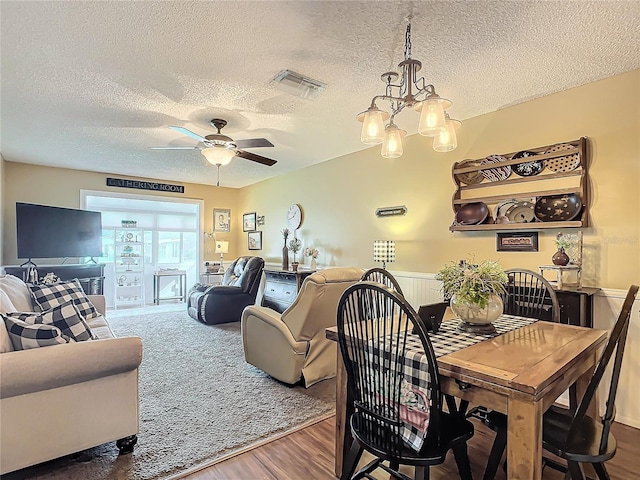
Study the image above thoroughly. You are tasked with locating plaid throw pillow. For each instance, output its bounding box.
[29,279,99,320]
[2,315,73,350]
[5,300,94,342]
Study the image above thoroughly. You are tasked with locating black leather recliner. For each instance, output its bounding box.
[187,256,265,325]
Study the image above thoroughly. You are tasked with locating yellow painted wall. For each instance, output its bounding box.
[238,70,640,290]
[1,163,239,265]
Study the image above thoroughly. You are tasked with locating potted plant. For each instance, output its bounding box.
[435,258,508,326]
[288,237,302,271]
[552,233,571,266]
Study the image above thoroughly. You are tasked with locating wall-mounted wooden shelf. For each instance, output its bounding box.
[449,137,589,232]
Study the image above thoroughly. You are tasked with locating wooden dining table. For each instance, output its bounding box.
[325,317,608,480]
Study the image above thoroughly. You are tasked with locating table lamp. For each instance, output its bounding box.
[215,240,229,273]
[373,240,395,270]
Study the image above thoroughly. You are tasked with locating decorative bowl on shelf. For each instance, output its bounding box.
[455,202,489,225]
[534,194,582,222]
[480,154,511,182]
[454,159,484,185]
[512,150,544,177]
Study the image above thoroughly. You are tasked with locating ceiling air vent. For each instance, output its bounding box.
[270,70,326,100]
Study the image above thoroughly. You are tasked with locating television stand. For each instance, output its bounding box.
[3,263,105,295]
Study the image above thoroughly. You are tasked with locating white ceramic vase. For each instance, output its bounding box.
[450,293,504,325]
[310,258,317,270]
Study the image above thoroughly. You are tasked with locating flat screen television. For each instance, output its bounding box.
[16,203,103,259]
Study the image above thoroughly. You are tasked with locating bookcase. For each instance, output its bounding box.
[113,227,145,309]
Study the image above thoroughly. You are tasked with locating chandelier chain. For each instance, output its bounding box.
[404,23,412,60]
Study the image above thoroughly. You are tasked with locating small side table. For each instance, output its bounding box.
[539,265,581,289]
[153,270,187,305]
[200,272,224,285]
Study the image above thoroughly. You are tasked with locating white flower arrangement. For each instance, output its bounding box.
[40,272,60,285]
[304,247,319,259]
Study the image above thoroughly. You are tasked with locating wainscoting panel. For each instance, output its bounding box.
[390,271,444,308]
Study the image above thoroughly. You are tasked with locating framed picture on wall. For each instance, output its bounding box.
[496,231,539,252]
[248,231,262,250]
[243,212,256,232]
[214,209,230,232]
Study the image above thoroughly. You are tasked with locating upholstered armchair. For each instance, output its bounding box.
[187,256,265,325]
[241,267,364,387]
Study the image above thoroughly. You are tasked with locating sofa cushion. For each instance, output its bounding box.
[0,290,17,352]
[0,316,14,353]
[5,300,94,342]
[0,275,33,312]
[86,315,115,340]
[2,316,73,350]
[29,279,99,320]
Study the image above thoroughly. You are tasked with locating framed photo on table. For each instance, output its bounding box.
[248,231,262,250]
[214,209,230,232]
[243,212,256,232]
[496,231,539,252]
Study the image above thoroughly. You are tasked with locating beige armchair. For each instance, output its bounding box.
[241,267,364,387]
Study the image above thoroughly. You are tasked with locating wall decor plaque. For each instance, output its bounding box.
[496,232,539,252]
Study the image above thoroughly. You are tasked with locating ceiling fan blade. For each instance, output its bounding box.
[150,146,200,150]
[234,138,274,149]
[235,149,277,166]
[169,126,206,142]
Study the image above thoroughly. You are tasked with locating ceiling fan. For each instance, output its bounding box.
[152,118,277,186]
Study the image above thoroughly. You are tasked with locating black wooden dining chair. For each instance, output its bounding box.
[337,282,474,480]
[483,284,638,480]
[501,268,560,322]
[361,267,405,297]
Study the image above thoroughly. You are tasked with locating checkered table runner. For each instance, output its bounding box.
[399,314,538,451]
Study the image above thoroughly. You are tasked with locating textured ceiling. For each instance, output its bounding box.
[1,1,639,188]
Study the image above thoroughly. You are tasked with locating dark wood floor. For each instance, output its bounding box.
[181,416,639,479]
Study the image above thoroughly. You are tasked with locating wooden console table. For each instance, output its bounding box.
[555,286,599,328]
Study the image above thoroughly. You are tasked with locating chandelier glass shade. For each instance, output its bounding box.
[433,114,461,152]
[381,123,406,159]
[357,22,460,157]
[201,146,235,166]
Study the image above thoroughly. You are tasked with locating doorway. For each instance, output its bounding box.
[81,190,203,310]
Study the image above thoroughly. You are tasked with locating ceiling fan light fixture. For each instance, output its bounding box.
[201,146,235,166]
[271,70,326,100]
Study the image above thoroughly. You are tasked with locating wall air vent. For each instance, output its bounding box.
[270,70,327,100]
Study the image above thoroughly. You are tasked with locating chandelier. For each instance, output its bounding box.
[357,21,460,158]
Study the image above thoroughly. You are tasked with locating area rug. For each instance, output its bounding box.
[5,309,336,480]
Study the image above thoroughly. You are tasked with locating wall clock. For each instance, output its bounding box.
[287,204,302,230]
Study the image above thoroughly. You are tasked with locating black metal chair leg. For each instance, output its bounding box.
[567,461,585,480]
[458,399,470,417]
[341,439,364,480]
[452,442,473,480]
[482,427,507,480]
[593,462,611,480]
[414,465,429,480]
